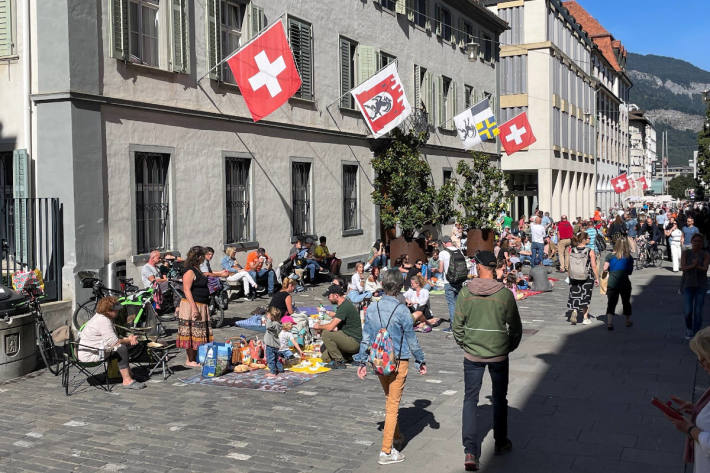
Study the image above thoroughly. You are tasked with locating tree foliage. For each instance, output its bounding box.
[697,100,710,200]
[371,128,456,238]
[454,152,507,229]
[668,175,698,200]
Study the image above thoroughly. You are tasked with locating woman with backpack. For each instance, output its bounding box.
[567,231,599,325]
[603,238,634,330]
[354,269,427,465]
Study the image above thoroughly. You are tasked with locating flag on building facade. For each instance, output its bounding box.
[499,112,537,156]
[611,173,630,194]
[351,62,412,138]
[226,21,302,122]
[637,176,649,190]
[627,176,635,189]
[453,99,498,149]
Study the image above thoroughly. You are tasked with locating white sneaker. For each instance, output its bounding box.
[564,277,570,284]
[582,318,591,325]
[378,447,405,465]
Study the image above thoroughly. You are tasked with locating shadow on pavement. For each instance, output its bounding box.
[376,399,441,449]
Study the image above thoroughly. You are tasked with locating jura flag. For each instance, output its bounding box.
[226,21,302,122]
[454,99,498,149]
[637,176,649,190]
[499,112,537,156]
[351,62,412,138]
[611,173,630,194]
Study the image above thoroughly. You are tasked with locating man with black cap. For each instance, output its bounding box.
[315,284,363,369]
[453,250,522,471]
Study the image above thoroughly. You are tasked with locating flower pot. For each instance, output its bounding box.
[388,236,427,268]
[466,229,495,257]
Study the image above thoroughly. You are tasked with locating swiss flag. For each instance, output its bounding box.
[499,112,536,155]
[637,176,649,190]
[611,173,630,194]
[226,21,301,122]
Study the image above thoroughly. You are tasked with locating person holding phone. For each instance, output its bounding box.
[365,240,387,271]
[663,327,710,471]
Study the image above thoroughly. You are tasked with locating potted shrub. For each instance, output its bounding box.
[454,152,507,257]
[371,128,457,265]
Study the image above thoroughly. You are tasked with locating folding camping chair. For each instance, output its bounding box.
[61,334,114,396]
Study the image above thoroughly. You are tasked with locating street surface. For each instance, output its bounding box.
[0,264,699,472]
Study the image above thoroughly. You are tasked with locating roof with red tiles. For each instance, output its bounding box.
[562,1,626,72]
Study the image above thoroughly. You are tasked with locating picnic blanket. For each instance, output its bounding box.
[297,305,335,315]
[516,289,543,301]
[234,314,266,332]
[180,369,318,393]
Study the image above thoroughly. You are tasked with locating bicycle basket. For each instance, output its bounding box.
[78,271,99,288]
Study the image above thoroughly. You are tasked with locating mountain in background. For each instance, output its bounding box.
[627,52,710,166]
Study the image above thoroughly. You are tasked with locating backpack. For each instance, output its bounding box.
[595,233,607,253]
[445,248,468,285]
[367,303,403,376]
[569,247,591,281]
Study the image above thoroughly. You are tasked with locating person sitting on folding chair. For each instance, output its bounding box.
[78,296,146,390]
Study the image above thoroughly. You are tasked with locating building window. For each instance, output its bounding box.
[135,152,170,254]
[458,19,473,48]
[0,0,15,57]
[220,0,245,83]
[501,55,527,95]
[380,0,396,11]
[439,76,456,130]
[378,51,396,69]
[483,33,493,62]
[225,157,250,244]
[339,37,357,109]
[414,0,427,28]
[464,84,474,108]
[342,164,359,231]
[499,6,524,45]
[434,4,452,42]
[288,17,313,100]
[443,168,452,184]
[129,0,160,66]
[292,162,312,237]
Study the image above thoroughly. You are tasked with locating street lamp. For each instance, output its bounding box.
[466,42,480,62]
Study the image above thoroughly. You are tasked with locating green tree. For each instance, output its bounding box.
[371,128,456,238]
[697,95,710,200]
[667,175,698,200]
[454,152,507,229]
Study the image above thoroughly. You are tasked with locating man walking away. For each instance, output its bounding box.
[530,217,546,266]
[439,236,468,333]
[556,215,574,273]
[453,251,522,471]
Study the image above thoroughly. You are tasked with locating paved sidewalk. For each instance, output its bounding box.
[0,265,698,472]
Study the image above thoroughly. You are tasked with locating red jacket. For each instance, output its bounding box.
[557,221,574,240]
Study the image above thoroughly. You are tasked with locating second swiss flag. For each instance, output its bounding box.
[499,112,536,156]
[226,21,302,122]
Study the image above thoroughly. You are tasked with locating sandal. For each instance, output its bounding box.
[607,324,614,331]
[625,320,633,327]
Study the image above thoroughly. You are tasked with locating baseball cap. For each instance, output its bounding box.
[323,284,346,297]
[474,250,497,268]
[441,235,452,243]
[281,315,295,324]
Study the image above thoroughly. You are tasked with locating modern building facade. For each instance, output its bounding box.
[0,0,506,303]
[628,105,657,193]
[564,1,632,213]
[486,0,598,221]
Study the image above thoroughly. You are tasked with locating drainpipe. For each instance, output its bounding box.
[22,0,32,165]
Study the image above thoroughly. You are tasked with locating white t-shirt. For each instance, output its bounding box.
[278,330,297,351]
[403,288,429,308]
[349,272,364,293]
[77,313,119,362]
[530,223,546,244]
[670,228,682,246]
[141,263,161,288]
[438,248,452,285]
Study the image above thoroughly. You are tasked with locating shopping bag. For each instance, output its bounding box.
[599,271,609,295]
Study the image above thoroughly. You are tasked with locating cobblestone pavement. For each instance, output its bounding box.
[0,264,699,472]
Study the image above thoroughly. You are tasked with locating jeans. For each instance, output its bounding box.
[377,360,408,454]
[444,283,461,325]
[348,289,372,304]
[373,254,388,268]
[519,255,532,264]
[304,259,322,280]
[265,345,283,374]
[531,242,545,266]
[684,286,706,336]
[606,278,632,316]
[249,269,275,292]
[463,357,509,457]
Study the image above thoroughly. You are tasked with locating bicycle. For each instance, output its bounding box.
[635,238,663,269]
[15,282,62,375]
[72,271,137,332]
[207,282,228,329]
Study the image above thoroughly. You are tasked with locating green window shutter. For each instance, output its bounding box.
[436,76,443,127]
[247,4,265,39]
[0,0,13,57]
[395,0,406,15]
[12,149,29,263]
[206,0,221,80]
[289,18,313,101]
[170,0,188,73]
[110,0,128,60]
[413,64,421,110]
[449,81,458,129]
[355,44,376,86]
[340,38,353,108]
[406,0,415,21]
[434,4,442,37]
[458,18,466,48]
[423,70,432,125]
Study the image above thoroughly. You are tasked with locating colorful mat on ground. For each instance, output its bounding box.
[516,289,543,300]
[297,305,335,315]
[180,369,318,393]
[234,314,265,332]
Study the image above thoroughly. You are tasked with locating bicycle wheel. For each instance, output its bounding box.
[72,299,97,332]
[655,249,664,268]
[36,318,61,375]
[210,296,224,329]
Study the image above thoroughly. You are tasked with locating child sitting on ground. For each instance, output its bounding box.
[278,316,305,364]
[264,306,283,377]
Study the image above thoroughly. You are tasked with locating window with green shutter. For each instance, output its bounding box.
[378,51,396,70]
[110,0,129,60]
[0,0,15,57]
[288,16,313,101]
[339,37,357,109]
[170,0,189,73]
[218,0,244,82]
[128,0,160,66]
[246,3,265,40]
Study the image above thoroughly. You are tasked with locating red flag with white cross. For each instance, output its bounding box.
[499,112,536,155]
[226,21,302,122]
[611,173,631,194]
[637,176,649,190]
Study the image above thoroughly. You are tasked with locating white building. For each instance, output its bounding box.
[485,0,598,221]
[0,0,506,303]
[628,105,656,192]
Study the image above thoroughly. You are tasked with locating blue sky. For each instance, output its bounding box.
[576,0,709,71]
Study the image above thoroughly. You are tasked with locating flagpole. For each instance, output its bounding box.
[197,12,288,83]
[325,59,400,110]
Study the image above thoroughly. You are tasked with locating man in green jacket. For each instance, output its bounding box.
[453,250,522,472]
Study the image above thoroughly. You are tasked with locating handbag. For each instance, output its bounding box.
[599,270,609,295]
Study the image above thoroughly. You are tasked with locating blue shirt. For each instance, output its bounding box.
[626,219,638,237]
[354,295,425,367]
[656,214,666,226]
[586,227,598,250]
[542,216,551,227]
[682,226,699,245]
[221,255,238,273]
